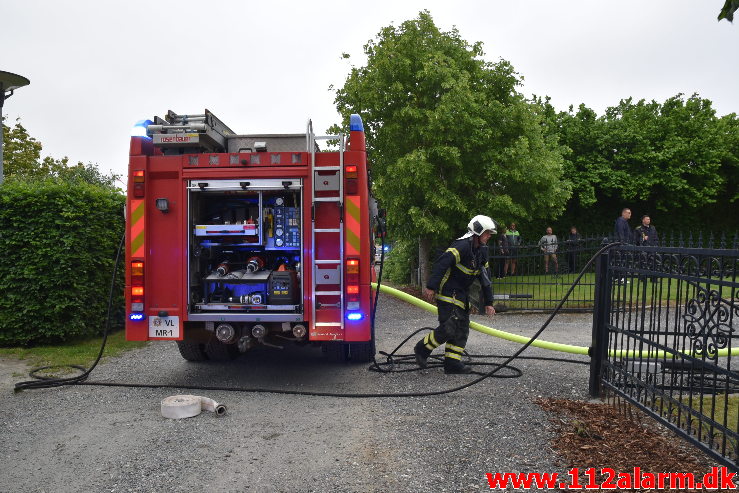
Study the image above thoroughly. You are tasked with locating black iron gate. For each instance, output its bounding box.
[589,245,739,469]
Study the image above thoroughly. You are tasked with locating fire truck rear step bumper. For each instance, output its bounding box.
[187,313,304,322]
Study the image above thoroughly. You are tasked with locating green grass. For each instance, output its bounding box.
[381,270,735,311]
[0,330,148,376]
[489,273,735,310]
[491,272,597,310]
[681,393,738,435]
[656,394,739,454]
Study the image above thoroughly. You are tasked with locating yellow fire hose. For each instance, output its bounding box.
[372,283,739,358]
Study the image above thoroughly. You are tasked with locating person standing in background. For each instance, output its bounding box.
[613,208,632,284]
[614,208,632,243]
[634,215,659,246]
[538,227,559,275]
[496,225,508,279]
[566,226,581,273]
[504,223,521,276]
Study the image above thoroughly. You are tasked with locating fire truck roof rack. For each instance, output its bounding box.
[148,109,235,154]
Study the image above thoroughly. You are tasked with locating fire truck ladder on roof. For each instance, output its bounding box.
[307,120,345,334]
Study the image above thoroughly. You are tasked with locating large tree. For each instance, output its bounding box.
[545,94,738,234]
[2,117,55,177]
[333,11,570,283]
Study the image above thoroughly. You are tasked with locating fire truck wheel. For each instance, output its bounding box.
[347,342,375,363]
[322,342,348,362]
[176,341,209,362]
[204,339,239,361]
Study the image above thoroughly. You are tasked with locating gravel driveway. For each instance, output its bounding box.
[0,292,594,492]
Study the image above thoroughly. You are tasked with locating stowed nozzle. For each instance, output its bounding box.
[216,261,230,276]
[246,256,264,273]
[239,293,264,305]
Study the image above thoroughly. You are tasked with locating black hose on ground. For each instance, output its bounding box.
[15,233,607,397]
[14,232,125,392]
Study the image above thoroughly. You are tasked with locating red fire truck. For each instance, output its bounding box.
[125,110,375,362]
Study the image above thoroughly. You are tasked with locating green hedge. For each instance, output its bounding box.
[381,239,415,285]
[0,178,125,345]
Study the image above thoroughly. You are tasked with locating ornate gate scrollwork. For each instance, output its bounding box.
[683,288,737,359]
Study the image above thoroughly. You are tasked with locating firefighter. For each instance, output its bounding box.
[414,215,497,374]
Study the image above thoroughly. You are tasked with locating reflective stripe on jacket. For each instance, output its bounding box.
[427,237,493,308]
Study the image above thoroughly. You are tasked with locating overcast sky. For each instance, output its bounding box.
[1,0,736,184]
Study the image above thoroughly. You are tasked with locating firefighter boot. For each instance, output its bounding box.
[414,331,440,369]
[444,359,472,374]
[444,343,472,374]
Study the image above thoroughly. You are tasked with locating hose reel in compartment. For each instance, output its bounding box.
[197,268,299,311]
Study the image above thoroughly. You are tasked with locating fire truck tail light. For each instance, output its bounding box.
[346,257,360,303]
[130,261,145,313]
[132,170,145,198]
[345,165,358,194]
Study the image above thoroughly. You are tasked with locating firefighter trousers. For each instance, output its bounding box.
[417,300,470,363]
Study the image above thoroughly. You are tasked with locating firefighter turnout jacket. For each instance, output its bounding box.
[427,237,494,309]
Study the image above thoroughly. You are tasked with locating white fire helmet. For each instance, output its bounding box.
[458,215,497,239]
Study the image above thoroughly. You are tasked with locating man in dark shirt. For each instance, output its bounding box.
[634,215,659,246]
[634,215,659,282]
[614,208,632,243]
[566,226,581,273]
[496,225,508,279]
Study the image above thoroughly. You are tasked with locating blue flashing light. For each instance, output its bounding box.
[346,312,363,321]
[383,245,390,251]
[131,119,153,138]
[129,312,145,321]
[349,114,364,132]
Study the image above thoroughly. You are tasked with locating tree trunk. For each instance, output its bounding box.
[418,236,432,289]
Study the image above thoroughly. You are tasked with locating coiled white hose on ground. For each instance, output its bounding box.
[161,395,227,419]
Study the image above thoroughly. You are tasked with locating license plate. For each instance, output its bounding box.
[148,316,180,338]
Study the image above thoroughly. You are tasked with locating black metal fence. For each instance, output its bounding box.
[590,244,739,469]
[470,231,739,312]
[483,235,604,311]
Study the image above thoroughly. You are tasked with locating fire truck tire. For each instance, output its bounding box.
[322,342,348,362]
[347,341,375,363]
[176,341,209,362]
[204,339,239,361]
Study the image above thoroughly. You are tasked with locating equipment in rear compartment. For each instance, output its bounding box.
[199,258,299,309]
[189,188,302,312]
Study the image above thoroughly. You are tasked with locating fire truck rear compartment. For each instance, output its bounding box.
[187,180,304,342]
